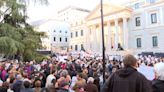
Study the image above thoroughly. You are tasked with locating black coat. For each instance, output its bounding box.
[102,67,152,92]
[56,88,68,92]
[12,80,24,92]
[0,87,7,92]
[152,79,164,92]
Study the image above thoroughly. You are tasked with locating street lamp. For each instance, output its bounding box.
[100,0,106,83]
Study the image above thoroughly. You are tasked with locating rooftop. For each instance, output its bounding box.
[58,6,90,14]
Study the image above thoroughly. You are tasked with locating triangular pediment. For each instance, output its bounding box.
[86,2,132,20]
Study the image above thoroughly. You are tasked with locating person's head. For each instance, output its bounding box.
[16,74,22,80]
[60,70,68,78]
[51,70,56,75]
[93,77,100,84]
[2,82,9,89]
[23,81,31,88]
[34,80,41,88]
[154,62,164,80]
[77,73,83,80]
[87,77,94,83]
[123,54,137,68]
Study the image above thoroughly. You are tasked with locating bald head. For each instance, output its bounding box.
[123,54,137,67]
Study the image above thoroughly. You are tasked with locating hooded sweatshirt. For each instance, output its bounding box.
[102,67,152,92]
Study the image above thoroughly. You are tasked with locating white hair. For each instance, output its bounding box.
[154,62,164,80]
[60,70,68,77]
[87,77,94,83]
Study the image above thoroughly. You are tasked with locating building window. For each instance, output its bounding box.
[151,13,157,24]
[76,31,78,37]
[150,0,156,3]
[70,46,72,49]
[71,33,73,38]
[134,3,139,9]
[54,30,56,32]
[81,30,83,36]
[152,36,158,47]
[75,45,78,51]
[54,37,56,42]
[60,30,62,33]
[65,31,67,33]
[60,37,62,42]
[136,38,141,48]
[65,38,67,42]
[135,17,141,26]
[81,44,84,50]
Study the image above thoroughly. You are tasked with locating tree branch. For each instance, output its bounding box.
[0,7,11,23]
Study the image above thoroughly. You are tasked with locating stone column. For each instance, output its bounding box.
[89,27,93,51]
[114,19,119,50]
[85,27,90,51]
[107,21,111,52]
[99,25,102,53]
[160,7,164,25]
[123,17,128,50]
[92,25,97,52]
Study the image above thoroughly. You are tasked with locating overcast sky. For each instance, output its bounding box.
[27,0,130,23]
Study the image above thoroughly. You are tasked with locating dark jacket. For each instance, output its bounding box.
[12,80,24,92]
[102,67,152,92]
[152,79,164,92]
[56,88,68,92]
[84,83,99,92]
[0,87,7,92]
[20,88,34,92]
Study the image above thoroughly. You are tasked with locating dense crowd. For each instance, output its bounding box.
[0,53,164,92]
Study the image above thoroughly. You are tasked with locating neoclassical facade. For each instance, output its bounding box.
[86,0,164,54]
[86,2,132,53]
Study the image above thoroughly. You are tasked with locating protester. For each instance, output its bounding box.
[33,80,42,92]
[0,52,164,92]
[47,79,56,92]
[20,81,34,92]
[102,54,153,92]
[93,77,100,92]
[12,74,24,92]
[73,73,86,90]
[0,82,9,92]
[56,78,69,92]
[84,77,98,92]
[152,62,164,92]
[45,70,56,88]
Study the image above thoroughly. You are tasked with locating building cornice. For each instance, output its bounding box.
[87,8,132,21]
[58,6,90,14]
[143,0,164,8]
[86,3,132,21]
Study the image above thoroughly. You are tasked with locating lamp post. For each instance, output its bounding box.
[100,0,106,83]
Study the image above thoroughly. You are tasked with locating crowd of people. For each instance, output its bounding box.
[0,52,164,92]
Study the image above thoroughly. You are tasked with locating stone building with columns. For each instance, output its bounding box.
[85,0,164,54]
[86,2,131,53]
